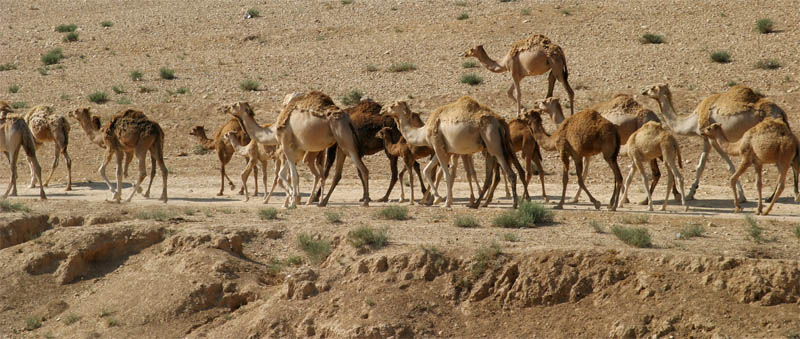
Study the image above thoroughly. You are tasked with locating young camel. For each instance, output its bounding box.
[1,116,46,199]
[523,108,622,210]
[375,126,435,205]
[701,119,800,215]
[618,121,687,211]
[23,105,72,191]
[189,119,257,196]
[642,83,793,202]
[465,34,575,115]
[223,131,281,202]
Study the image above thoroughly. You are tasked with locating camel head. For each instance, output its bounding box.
[521,108,544,127]
[535,97,565,124]
[464,45,485,58]
[384,101,412,119]
[69,107,93,123]
[375,126,393,140]
[221,102,255,119]
[641,83,670,100]
[700,123,724,139]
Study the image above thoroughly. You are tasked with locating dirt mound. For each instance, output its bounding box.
[0,213,50,249]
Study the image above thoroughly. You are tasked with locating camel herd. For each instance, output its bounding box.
[2,34,799,216]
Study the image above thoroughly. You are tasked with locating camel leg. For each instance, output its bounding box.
[606,152,624,212]
[305,153,324,206]
[763,164,788,216]
[112,149,124,203]
[143,151,156,198]
[398,167,406,202]
[619,163,636,209]
[99,148,116,194]
[464,155,481,206]
[509,149,528,200]
[571,156,590,203]
[320,148,347,207]
[61,140,72,191]
[3,151,16,199]
[240,158,255,202]
[572,153,601,210]
[329,121,370,206]
[404,156,415,206]
[126,149,148,202]
[430,143,454,208]
[711,139,746,202]
[252,162,259,197]
[502,164,511,198]
[506,84,517,106]
[481,126,518,209]
[729,157,751,213]
[41,142,60,187]
[524,154,532,198]
[422,157,440,205]
[265,158,281,204]
[260,159,269,201]
[483,162,501,207]
[669,161,688,211]
[413,160,427,196]
[378,154,399,202]
[632,154,653,211]
[280,147,301,208]
[634,159,661,205]
[755,163,764,215]
[687,137,712,201]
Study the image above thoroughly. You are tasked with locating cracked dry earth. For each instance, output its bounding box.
[2,0,800,338]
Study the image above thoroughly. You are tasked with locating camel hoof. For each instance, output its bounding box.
[377,197,388,203]
[648,207,654,212]
[593,201,601,210]
[569,198,579,204]
[318,200,328,207]
[65,187,72,191]
[685,194,696,201]
[216,192,224,197]
[660,207,666,211]
[553,204,563,210]
[361,201,370,207]
[733,208,741,213]
[40,196,47,200]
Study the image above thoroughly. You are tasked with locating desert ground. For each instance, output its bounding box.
[2,0,800,338]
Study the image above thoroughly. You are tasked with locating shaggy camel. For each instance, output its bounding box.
[524,108,622,210]
[388,97,525,208]
[642,83,793,201]
[1,116,46,199]
[23,105,72,191]
[70,108,167,202]
[618,121,687,211]
[701,119,800,215]
[223,131,281,202]
[465,34,575,115]
[71,108,140,189]
[189,119,258,196]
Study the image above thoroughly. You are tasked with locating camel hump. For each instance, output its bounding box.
[276,91,341,129]
[755,117,790,135]
[345,98,382,116]
[116,109,149,121]
[24,104,55,120]
[509,34,553,55]
[697,86,771,127]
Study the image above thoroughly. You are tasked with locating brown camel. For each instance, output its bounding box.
[465,34,575,115]
[701,118,800,215]
[70,108,167,202]
[481,117,545,205]
[523,108,622,210]
[22,105,72,191]
[224,130,281,202]
[71,108,140,189]
[375,126,435,205]
[189,120,259,196]
[1,115,46,199]
[618,121,687,211]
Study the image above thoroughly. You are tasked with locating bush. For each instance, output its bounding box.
[239,79,260,91]
[63,314,81,325]
[492,200,553,228]
[347,225,389,249]
[745,216,773,243]
[159,67,175,80]
[640,33,664,44]
[711,51,731,63]
[55,24,77,32]
[100,21,114,28]
[134,209,171,221]
[376,205,408,220]
[247,8,260,18]
[63,32,79,42]
[589,220,605,233]
[794,225,800,239]
[340,89,363,106]
[176,87,189,94]
[0,63,17,71]
[11,102,27,109]
[116,97,132,105]
[112,85,125,94]
[619,214,649,225]
[756,18,774,34]
[611,225,652,248]
[41,48,64,65]
[341,0,353,4]
[457,13,469,20]
[471,242,502,280]
[324,211,342,223]
[258,207,278,220]
[755,59,781,70]
[25,315,42,330]
[678,224,705,240]
[462,60,478,68]
[502,233,518,242]
[460,73,483,85]
[388,62,416,72]
[286,256,303,266]
[454,215,479,228]
[0,200,30,213]
[88,91,109,104]
[521,8,531,16]
[560,9,571,15]
[726,80,738,87]
[130,70,143,81]
[8,84,20,93]
[297,233,331,263]
[365,64,378,72]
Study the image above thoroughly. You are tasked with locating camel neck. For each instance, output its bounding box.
[77,118,104,147]
[471,48,507,73]
[655,94,699,136]
[238,114,277,145]
[395,115,428,147]
[528,120,557,151]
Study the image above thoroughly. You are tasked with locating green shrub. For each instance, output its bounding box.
[589,220,605,233]
[37,67,48,76]
[376,205,408,220]
[0,200,30,213]
[100,21,114,28]
[347,225,389,249]
[388,62,416,72]
[454,215,479,228]
[711,51,731,63]
[365,64,378,72]
[239,79,260,91]
[41,48,64,65]
[138,86,156,93]
[286,256,303,266]
[134,209,171,221]
[492,200,553,228]
[258,207,278,220]
[640,33,664,44]
[324,211,342,223]
[745,216,773,243]
[793,225,800,239]
[106,317,119,327]
[726,80,738,87]
[88,91,109,104]
[611,225,652,248]
[678,224,705,239]
[457,13,469,20]
[112,85,125,94]
[462,60,478,68]
[63,314,81,325]
[756,18,774,34]
[460,73,483,85]
[341,0,353,4]
[471,242,502,280]
[297,233,331,263]
[521,8,531,16]
[8,84,20,93]
[159,67,175,80]
[340,89,363,106]
[130,70,143,81]
[0,63,17,71]
[25,315,42,330]
[116,97,132,105]
[755,59,781,70]
[560,8,571,15]
[619,214,649,225]
[11,102,27,109]
[64,32,79,42]
[176,87,189,94]
[247,8,260,18]
[55,24,77,32]
[502,233,518,242]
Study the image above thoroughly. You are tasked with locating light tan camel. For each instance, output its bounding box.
[189,119,257,196]
[465,34,575,115]
[523,108,622,210]
[70,108,167,202]
[1,116,46,199]
[71,108,139,191]
[642,83,792,201]
[387,97,524,208]
[618,121,687,211]
[701,119,800,215]
[223,130,281,202]
[22,105,72,191]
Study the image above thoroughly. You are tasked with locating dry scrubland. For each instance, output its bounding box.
[2,1,800,338]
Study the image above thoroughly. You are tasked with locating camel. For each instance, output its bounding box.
[701,119,800,215]
[189,119,258,196]
[523,107,623,210]
[375,127,423,205]
[618,121,687,211]
[223,131,281,202]
[465,34,575,115]
[1,116,46,200]
[387,97,525,208]
[21,105,72,191]
[71,108,140,190]
[642,83,793,202]
[69,108,167,203]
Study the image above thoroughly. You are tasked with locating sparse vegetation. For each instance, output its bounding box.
[454,215,479,228]
[324,211,342,224]
[138,86,157,93]
[239,79,260,91]
[11,101,28,109]
[340,89,363,106]
[745,216,774,243]
[388,62,416,72]
[460,73,483,85]
[640,33,664,44]
[794,225,800,239]
[286,256,303,266]
[0,63,17,71]
[454,1,467,6]
[726,80,738,87]
[376,205,408,220]
[247,8,260,18]
[365,64,378,72]
[37,67,49,76]
[41,48,64,65]
[116,96,132,105]
[341,0,353,4]
[347,225,389,249]
[159,67,176,80]
[63,314,81,325]
[421,245,444,265]
[560,8,571,15]
[457,12,469,20]
[8,84,20,93]
[176,87,189,94]
[470,242,502,280]
[135,209,172,221]
[106,317,120,327]
[756,18,774,34]
[462,60,478,68]
[55,24,77,32]
[502,233,518,242]
[64,31,79,42]
[192,144,209,155]
[755,59,781,70]
[130,70,143,81]
[521,8,531,16]
[88,91,109,104]
[25,315,42,330]
[611,225,653,248]
[0,200,31,213]
[259,207,278,220]
[619,214,649,225]
[492,200,553,228]
[678,224,705,239]
[711,51,731,64]
[589,220,605,233]
[100,21,113,27]
[112,85,126,94]
[297,233,331,264]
